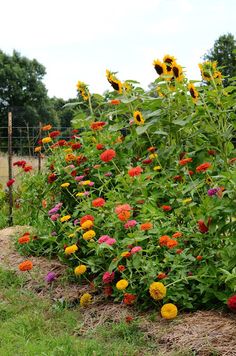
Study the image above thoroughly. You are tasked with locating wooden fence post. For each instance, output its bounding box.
[8,112,13,226]
[38,122,42,172]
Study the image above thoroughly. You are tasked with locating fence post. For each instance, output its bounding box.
[38,122,42,172]
[8,112,13,226]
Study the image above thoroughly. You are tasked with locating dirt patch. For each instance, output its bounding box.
[1,226,236,356]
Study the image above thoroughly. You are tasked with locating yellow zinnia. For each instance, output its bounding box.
[116,279,128,290]
[182,198,192,204]
[61,183,70,188]
[149,153,158,159]
[42,137,52,144]
[74,265,87,275]
[60,215,71,222]
[76,192,84,197]
[34,146,41,152]
[161,303,178,319]
[154,166,161,171]
[64,244,78,255]
[149,282,166,300]
[133,111,144,125]
[82,230,96,241]
[80,293,92,307]
[81,220,94,230]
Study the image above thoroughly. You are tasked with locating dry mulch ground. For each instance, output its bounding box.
[1,226,236,356]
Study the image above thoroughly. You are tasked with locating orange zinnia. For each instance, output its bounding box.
[167,239,178,249]
[172,232,182,238]
[159,235,171,246]
[196,162,211,173]
[179,158,192,165]
[90,121,106,130]
[18,236,30,244]
[110,99,121,105]
[140,222,153,231]
[128,166,143,177]
[18,260,33,271]
[42,124,52,131]
[92,198,106,207]
[118,211,131,221]
[100,149,116,162]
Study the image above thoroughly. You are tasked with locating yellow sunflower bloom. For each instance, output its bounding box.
[133,111,145,125]
[149,282,166,300]
[161,303,178,319]
[153,59,167,76]
[116,279,129,290]
[172,61,184,82]
[76,81,90,101]
[106,69,123,94]
[198,61,217,81]
[188,83,199,103]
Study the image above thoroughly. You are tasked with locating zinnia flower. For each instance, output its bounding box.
[197,220,208,233]
[45,272,57,283]
[96,143,104,150]
[140,222,153,231]
[100,149,116,162]
[102,271,115,284]
[90,121,106,131]
[81,220,94,230]
[172,232,182,238]
[92,198,106,207]
[124,220,137,229]
[115,204,132,215]
[18,236,30,244]
[118,211,131,221]
[65,244,78,254]
[161,303,178,319]
[227,295,236,311]
[74,265,87,275]
[83,230,96,241]
[18,260,33,271]
[131,246,142,254]
[49,130,61,138]
[118,265,126,272]
[128,166,143,177]
[80,293,92,307]
[179,157,192,165]
[42,124,52,131]
[123,293,136,305]
[196,162,211,173]
[116,279,129,290]
[159,235,171,247]
[6,179,15,187]
[80,215,94,225]
[149,282,166,300]
[42,137,52,144]
[166,239,178,249]
[61,182,70,188]
[161,205,172,211]
[207,188,220,196]
[60,215,71,222]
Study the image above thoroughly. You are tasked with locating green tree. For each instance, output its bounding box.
[0,50,58,152]
[203,33,236,85]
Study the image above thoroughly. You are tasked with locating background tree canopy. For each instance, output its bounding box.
[203,33,236,85]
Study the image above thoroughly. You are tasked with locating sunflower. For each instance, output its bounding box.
[171,61,184,82]
[76,81,90,101]
[214,70,223,84]
[188,83,199,103]
[133,111,145,125]
[153,59,167,76]
[198,61,217,81]
[163,54,175,73]
[106,69,123,94]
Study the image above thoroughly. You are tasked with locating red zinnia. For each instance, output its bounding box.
[179,158,192,165]
[227,295,236,311]
[6,179,15,187]
[49,130,61,138]
[96,144,104,150]
[48,173,57,183]
[110,99,120,105]
[23,165,33,172]
[188,170,194,176]
[173,175,183,182]
[123,293,136,305]
[90,121,106,130]
[18,236,30,244]
[100,149,116,162]
[196,162,211,173]
[161,205,172,211]
[118,265,126,272]
[142,158,153,165]
[198,220,209,233]
[157,272,167,280]
[92,198,106,207]
[80,214,94,225]
[128,166,143,177]
[196,255,203,261]
[71,143,82,150]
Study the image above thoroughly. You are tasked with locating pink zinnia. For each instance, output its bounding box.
[50,214,60,221]
[124,220,137,229]
[98,235,111,243]
[102,271,115,284]
[131,246,142,254]
[105,238,116,245]
[115,204,132,215]
[75,175,85,181]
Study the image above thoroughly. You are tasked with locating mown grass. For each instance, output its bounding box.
[0,267,177,356]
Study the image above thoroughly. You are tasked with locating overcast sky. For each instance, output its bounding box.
[0,0,235,99]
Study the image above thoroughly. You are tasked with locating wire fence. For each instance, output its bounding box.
[0,112,73,226]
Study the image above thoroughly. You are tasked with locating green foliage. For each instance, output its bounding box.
[12,59,236,312]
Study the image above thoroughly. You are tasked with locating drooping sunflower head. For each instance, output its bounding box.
[153,59,167,76]
[133,111,145,125]
[123,81,132,93]
[76,81,90,101]
[106,69,123,94]
[187,83,199,103]
[163,54,176,73]
[171,61,184,82]
[214,70,223,84]
[198,61,218,81]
